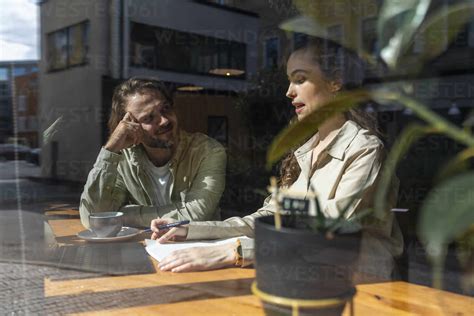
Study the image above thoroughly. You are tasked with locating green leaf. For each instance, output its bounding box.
[456,227,474,269]
[378,0,432,69]
[266,89,372,169]
[436,147,474,183]
[406,3,474,67]
[418,172,474,287]
[374,123,439,218]
[279,15,327,39]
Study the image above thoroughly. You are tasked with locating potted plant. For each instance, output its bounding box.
[252,0,474,314]
[253,185,365,316]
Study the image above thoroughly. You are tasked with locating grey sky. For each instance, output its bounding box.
[0,0,39,61]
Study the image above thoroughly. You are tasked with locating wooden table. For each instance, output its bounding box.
[43,209,473,315]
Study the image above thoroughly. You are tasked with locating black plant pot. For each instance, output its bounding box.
[253,215,362,316]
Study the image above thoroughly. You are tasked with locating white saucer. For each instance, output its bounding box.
[77,227,141,242]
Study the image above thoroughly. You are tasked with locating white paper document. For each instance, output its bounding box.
[145,236,250,262]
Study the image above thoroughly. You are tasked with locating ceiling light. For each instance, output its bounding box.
[448,102,461,116]
[177,85,204,92]
[209,68,245,76]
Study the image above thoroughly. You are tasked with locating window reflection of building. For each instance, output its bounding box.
[0,82,8,97]
[47,29,67,70]
[293,32,308,49]
[47,21,89,71]
[0,62,38,144]
[14,72,39,147]
[69,22,90,66]
[361,17,378,55]
[18,95,27,112]
[130,23,246,77]
[264,37,279,69]
[0,68,7,81]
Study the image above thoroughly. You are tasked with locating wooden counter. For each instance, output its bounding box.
[44,209,473,315]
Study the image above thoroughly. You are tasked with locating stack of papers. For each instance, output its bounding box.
[145,237,249,261]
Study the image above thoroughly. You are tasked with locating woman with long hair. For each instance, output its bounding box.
[150,37,403,280]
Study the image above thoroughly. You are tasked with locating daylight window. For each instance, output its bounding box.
[47,21,90,71]
[0,67,8,81]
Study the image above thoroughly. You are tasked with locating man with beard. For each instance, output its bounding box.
[79,78,226,228]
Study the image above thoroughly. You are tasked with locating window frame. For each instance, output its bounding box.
[46,20,90,73]
[263,36,280,69]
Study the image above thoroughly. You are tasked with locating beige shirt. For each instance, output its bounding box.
[187,120,403,279]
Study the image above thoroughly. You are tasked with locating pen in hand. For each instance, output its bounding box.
[143,220,190,233]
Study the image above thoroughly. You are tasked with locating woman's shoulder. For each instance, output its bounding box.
[347,120,384,152]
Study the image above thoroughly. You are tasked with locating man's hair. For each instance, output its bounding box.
[108,77,173,134]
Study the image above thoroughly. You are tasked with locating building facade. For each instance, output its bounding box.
[14,72,39,148]
[0,61,38,144]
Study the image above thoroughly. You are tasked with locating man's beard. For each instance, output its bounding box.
[143,136,174,149]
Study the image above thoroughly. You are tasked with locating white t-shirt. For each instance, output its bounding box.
[143,157,172,206]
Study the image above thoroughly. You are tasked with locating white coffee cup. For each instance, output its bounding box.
[89,212,123,237]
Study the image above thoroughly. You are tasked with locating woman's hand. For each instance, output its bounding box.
[150,218,188,242]
[158,243,236,272]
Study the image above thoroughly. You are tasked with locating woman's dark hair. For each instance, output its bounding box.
[108,77,173,135]
[279,36,381,187]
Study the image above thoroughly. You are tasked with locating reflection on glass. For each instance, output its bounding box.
[264,37,279,69]
[69,22,89,66]
[47,21,89,71]
[48,29,68,70]
[130,22,246,77]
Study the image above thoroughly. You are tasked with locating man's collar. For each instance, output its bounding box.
[294,120,360,161]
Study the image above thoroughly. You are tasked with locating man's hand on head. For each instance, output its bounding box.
[104,112,144,153]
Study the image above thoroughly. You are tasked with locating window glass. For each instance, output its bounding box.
[47,29,68,70]
[18,95,27,112]
[0,82,9,97]
[0,68,8,81]
[264,37,279,69]
[69,22,90,66]
[130,22,246,77]
[47,21,89,71]
[13,67,26,77]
